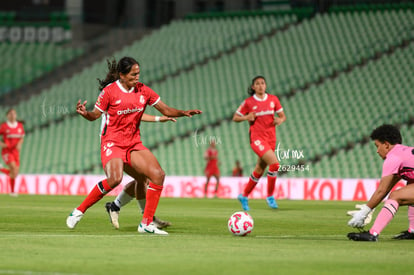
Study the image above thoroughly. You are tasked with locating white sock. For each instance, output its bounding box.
[114,190,134,209]
[137,199,146,214]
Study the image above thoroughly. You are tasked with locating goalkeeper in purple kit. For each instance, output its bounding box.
[347,124,414,241]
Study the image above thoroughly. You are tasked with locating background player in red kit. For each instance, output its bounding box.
[233,76,286,211]
[66,57,202,234]
[0,109,25,196]
[232,160,243,177]
[204,140,220,198]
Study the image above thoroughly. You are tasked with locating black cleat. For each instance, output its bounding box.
[153,216,172,229]
[392,230,414,240]
[347,231,378,242]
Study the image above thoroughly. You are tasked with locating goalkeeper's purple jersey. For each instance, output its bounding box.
[382,144,414,183]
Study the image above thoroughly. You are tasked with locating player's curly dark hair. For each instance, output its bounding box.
[98,57,139,90]
[370,124,402,145]
[247,75,266,96]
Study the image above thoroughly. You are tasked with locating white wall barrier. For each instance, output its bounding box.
[0,175,405,201]
[0,174,406,200]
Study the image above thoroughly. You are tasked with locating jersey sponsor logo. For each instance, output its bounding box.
[6,134,24,138]
[255,110,275,117]
[117,107,143,115]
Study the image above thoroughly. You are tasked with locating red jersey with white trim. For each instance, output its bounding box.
[205,147,219,168]
[0,121,25,149]
[95,80,160,147]
[236,93,283,140]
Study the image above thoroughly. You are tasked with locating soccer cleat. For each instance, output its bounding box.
[105,202,120,229]
[237,194,250,211]
[138,222,168,235]
[66,208,84,229]
[153,216,172,229]
[266,196,278,209]
[347,231,378,242]
[392,230,414,240]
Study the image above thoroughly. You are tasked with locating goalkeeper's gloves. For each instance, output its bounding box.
[347,204,374,228]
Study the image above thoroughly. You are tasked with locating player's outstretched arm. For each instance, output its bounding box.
[141,113,177,123]
[154,100,202,118]
[347,174,400,228]
[76,100,102,121]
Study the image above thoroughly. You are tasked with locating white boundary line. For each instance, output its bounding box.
[0,270,89,275]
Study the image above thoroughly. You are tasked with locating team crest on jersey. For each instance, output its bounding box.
[253,106,258,110]
[140,95,145,104]
[270,102,275,108]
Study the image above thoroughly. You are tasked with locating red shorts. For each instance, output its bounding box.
[100,141,149,169]
[250,137,276,158]
[2,148,20,166]
[205,165,220,177]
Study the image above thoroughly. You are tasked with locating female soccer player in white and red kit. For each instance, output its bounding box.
[0,109,25,196]
[233,76,286,211]
[66,57,202,234]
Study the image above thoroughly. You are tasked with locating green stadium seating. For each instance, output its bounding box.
[5,8,413,178]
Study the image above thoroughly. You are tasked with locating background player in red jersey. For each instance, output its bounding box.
[233,76,286,211]
[66,57,202,234]
[232,160,243,177]
[204,140,220,198]
[0,109,25,196]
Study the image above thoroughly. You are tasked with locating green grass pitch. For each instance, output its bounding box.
[1,195,413,275]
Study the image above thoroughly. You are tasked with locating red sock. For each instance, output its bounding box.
[142,182,163,225]
[78,179,112,213]
[267,163,279,197]
[243,171,262,197]
[9,178,15,193]
[0,168,9,175]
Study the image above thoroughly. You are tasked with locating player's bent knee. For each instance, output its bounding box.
[107,175,123,187]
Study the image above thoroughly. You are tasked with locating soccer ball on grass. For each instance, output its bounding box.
[228,211,254,236]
